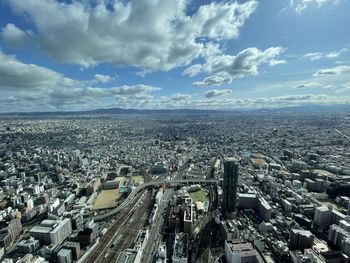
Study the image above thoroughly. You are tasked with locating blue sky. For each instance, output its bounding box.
[0,0,349,112]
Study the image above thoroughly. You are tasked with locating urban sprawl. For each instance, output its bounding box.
[1,113,350,263]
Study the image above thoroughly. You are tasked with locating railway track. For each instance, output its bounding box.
[83,190,147,263]
[102,191,151,262]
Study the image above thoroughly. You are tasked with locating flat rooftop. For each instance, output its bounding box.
[116,249,137,263]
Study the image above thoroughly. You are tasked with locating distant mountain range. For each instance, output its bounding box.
[1,104,350,117]
[0,108,224,117]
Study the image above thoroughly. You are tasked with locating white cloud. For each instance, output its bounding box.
[171,93,192,101]
[182,64,203,77]
[203,47,285,80]
[94,74,113,83]
[313,65,350,76]
[49,85,160,101]
[205,89,232,98]
[193,75,232,87]
[0,23,32,49]
[303,52,323,61]
[295,81,337,89]
[4,0,257,71]
[303,48,348,61]
[325,48,348,59]
[189,46,285,87]
[295,81,322,88]
[336,82,350,93]
[269,59,287,66]
[109,85,160,95]
[0,49,162,112]
[0,49,78,91]
[146,94,350,110]
[293,0,339,13]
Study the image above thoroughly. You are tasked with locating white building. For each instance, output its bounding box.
[29,219,72,246]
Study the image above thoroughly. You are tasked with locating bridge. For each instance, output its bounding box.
[89,178,218,221]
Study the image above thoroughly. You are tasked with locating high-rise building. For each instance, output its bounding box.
[0,219,22,250]
[289,229,314,250]
[57,248,72,263]
[183,198,193,234]
[222,157,239,218]
[314,206,332,227]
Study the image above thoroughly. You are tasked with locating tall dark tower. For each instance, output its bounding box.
[222,157,239,218]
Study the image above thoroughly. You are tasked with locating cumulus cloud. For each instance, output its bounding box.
[4,0,257,70]
[205,89,232,98]
[193,75,232,87]
[313,66,350,76]
[109,85,160,95]
[171,93,192,101]
[0,49,78,91]
[49,85,159,101]
[0,49,162,111]
[189,46,285,87]
[202,47,285,80]
[94,74,113,83]
[0,23,32,49]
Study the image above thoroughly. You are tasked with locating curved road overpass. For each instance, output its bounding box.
[90,178,218,221]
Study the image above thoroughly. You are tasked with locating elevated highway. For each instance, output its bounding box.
[90,178,218,221]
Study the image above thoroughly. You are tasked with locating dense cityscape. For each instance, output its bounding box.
[0,112,349,262]
[0,0,349,262]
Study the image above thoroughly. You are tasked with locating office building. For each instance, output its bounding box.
[328,224,350,247]
[313,207,332,227]
[183,198,193,234]
[238,194,272,222]
[29,219,72,246]
[0,219,22,250]
[58,248,72,263]
[62,241,81,260]
[289,229,314,250]
[314,206,346,229]
[17,237,40,254]
[257,198,272,222]
[223,157,239,218]
[225,240,264,263]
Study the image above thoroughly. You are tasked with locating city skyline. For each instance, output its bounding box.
[0,0,349,112]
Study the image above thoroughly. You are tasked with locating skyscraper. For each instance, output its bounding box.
[222,157,239,218]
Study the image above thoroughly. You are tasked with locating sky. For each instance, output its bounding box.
[0,0,349,112]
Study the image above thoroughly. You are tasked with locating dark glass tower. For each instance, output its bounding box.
[222,157,239,218]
